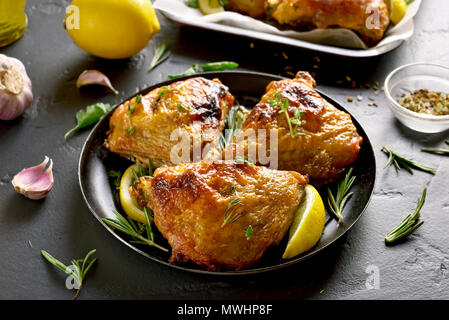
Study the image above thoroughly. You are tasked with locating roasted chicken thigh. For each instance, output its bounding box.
[224,71,363,185]
[105,77,234,167]
[131,161,308,270]
[226,0,390,46]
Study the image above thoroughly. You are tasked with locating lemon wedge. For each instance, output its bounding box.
[119,164,147,224]
[282,185,326,259]
[390,0,408,25]
[199,0,225,15]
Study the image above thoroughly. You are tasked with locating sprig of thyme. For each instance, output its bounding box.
[126,94,142,135]
[221,198,247,227]
[327,168,356,224]
[382,146,436,175]
[385,188,426,245]
[41,249,97,300]
[268,93,306,137]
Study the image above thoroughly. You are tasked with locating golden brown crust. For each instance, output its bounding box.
[226,0,267,18]
[132,160,308,271]
[266,0,390,46]
[226,0,390,46]
[105,77,234,167]
[224,71,363,185]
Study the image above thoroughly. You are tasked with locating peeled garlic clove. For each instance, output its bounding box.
[76,70,119,94]
[12,156,54,200]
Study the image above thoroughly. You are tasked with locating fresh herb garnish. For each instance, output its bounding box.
[218,0,229,6]
[246,225,253,240]
[64,103,112,139]
[126,95,142,135]
[107,170,122,190]
[421,140,449,156]
[126,125,136,135]
[152,86,172,109]
[229,183,236,195]
[102,208,168,252]
[185,0,199,8]
[220,105,248,148]
[177,103,191,112]
[222,198,247,227]
[148,42,171,72]
[385,188,426,245]
[382,146,436,175]
[235,156,254,165]
[128,94,142,114]
[41,249,97,300]
[327,167,356,224]
[168,61,239,79]
[268,93,306,137]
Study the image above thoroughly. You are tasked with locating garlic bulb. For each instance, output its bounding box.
[12,156,54,200]
[0,53,33,120]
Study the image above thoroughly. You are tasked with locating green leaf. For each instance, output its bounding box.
[65,103,112,139]
[168,61,238,79]
[246,225,253,240]
[185,0,199,8]
[199,61,239,72]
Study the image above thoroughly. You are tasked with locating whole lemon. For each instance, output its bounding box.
[65,0,160,59]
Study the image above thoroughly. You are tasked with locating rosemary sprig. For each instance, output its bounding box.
[220,105,249,148]
[421,140,449,156]
[222,198,247,227]
[107,170,122,190]
[385,188,426,245]
[382,146,436,174]
[268,93,306,137]
[148,42,171,72]
[102,209,168,252]
[41,249,97,300]
[327,167,356,224]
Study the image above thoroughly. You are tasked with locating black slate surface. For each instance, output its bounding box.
[0,0,448,300]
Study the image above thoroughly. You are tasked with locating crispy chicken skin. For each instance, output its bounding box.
[105,77,234,167]
[131,161,308,271]
[266,0,390,46]
[226,0,266,18]
[224,71,363,185]
[226,0,390,46]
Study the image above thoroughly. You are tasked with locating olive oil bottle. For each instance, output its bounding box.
[0,0,27,47]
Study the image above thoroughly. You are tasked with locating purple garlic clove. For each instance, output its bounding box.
[76,70,119,94]
[12,156,54,200]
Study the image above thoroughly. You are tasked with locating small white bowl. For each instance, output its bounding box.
[384,63,449,133]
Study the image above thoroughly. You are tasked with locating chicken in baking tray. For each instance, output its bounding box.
[223,71,363,186]
[105,77,234,168]
[131,160,308,270]
[226,0,390,46]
